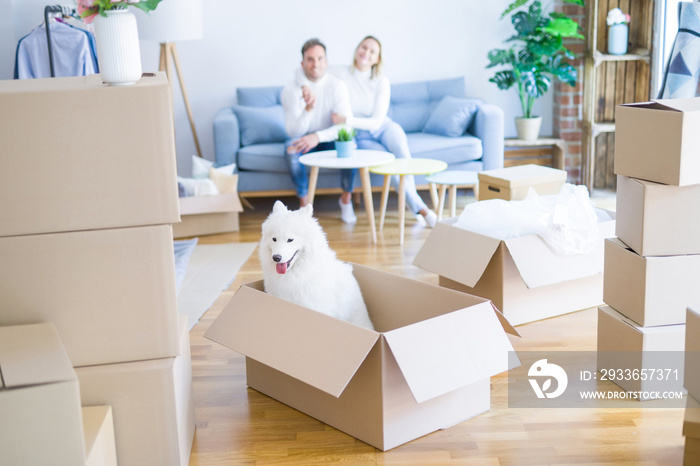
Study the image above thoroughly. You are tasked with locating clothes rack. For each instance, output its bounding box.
[44,5,74,77]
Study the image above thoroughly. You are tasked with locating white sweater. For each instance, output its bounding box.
[281,71,353,143]
[332,66,391,132]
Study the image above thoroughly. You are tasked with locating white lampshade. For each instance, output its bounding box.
[135,0,203,42]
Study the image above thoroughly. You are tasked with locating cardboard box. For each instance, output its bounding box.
[0,73,180,237]
[413,211,615,326]
[0,323,85,466]
[684,395,700,466]
[0,224,180,367]
[603,238,700,327]
[597,306,685,398]
[685,308,700,401]
[477,164,567,201]
[615,98,700,186]
[82,406,117,466]
[76,315,195,466]
[173,193,243,239]
[204,264,519,451]
[616,175,700,256]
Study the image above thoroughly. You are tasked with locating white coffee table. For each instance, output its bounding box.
[425,170,479,220]
[299,149,395,244]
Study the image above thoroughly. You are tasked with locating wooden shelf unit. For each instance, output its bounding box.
[581,0,656,191]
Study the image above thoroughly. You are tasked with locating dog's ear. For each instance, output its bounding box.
[300,204,313,217]
[272,200,288,214]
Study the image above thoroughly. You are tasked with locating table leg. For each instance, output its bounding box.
[378,175,391,232]
[449,185,457,218]
[473,183,479,201]
[429,183,439,210]
[398,175,406,245]
[359,167,377,244]
[437,184,447,221]
[307,166,319,205]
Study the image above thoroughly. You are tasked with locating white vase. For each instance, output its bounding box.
[94,9,142,86]
[515,116,542,141]
[608,23,629,55]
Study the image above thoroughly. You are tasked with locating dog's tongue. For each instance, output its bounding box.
[276,262,288,274]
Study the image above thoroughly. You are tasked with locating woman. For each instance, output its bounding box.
[331,36,437,227]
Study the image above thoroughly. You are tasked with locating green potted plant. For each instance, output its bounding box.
[335,126,356,158]
[487,0,585,140]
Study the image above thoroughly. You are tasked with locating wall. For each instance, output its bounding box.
[2,0,554,176]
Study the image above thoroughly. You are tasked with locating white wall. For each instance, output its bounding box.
[3,0,554,176]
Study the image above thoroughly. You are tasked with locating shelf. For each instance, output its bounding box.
[587,122,616,135]
[592,48,652,66]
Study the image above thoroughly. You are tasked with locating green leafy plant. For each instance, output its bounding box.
[336,127,356,142]
[78,0,163,24]
[487,0,585,118]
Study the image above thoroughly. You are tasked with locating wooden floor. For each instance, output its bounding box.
[187,191,685,466]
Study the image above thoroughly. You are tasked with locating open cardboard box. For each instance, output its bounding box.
[686,308,700,401]
[204,264,519,451]
[0,73,180,237]
[76,315,195,466]
[173,192,243,239]
[685,395,700,466]
[597,306,686,399]
[413,210,615,326]
[615,98,700,186]
[0,323,86,465]
[616,175,700,256]
[604,238,700,327]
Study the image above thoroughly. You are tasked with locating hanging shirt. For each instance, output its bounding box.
[15,21,96,79]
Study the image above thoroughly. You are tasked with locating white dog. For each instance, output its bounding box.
[259,201,375,330]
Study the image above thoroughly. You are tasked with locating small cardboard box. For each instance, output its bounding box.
[0,73,180,237]
[413,211,615,326]
[204,264,519,451]
[684,395,700,466]
[0,224,180,367]
[597,306,686,398]
[604,238,700,327]
[0,323,85,466]
[82,406,117,466]
[76,315,195,466]
[173,193,243,239]
[615,98,700,186]
[477,164,567,201]
[616,175,700,256]
[685,308,700,401]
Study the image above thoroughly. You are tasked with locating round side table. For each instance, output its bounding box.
[425,170,479,220]
[369,158,447,245]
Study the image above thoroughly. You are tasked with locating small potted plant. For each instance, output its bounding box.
[487,0,585,140]
[335,127,356,158]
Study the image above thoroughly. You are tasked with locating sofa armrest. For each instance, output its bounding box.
[471,102,504,171]
[213,107,241,167]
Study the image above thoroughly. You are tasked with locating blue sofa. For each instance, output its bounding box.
[213,76,504,196]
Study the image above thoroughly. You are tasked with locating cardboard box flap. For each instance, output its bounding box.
[0,323,75,389]
[178,193,243,216]
[204,282,379,397]
[685,396,700,438]
[653,98,700,113]
[412,219,502,287]
[384,301,517,404]
[503,234,604,288]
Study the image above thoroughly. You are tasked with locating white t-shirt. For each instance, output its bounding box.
[281,70,353,143]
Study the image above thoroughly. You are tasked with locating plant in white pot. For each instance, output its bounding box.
[487,0,584,140]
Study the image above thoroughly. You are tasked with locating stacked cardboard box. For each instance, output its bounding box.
[0,74,194,465]
[596,99,700,397]
[684,308,700,465]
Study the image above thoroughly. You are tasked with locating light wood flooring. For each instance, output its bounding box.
[187,190,685,466]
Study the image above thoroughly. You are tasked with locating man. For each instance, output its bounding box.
[281,38,357,222]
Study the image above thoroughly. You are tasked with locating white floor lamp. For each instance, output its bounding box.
[136,0,204,157]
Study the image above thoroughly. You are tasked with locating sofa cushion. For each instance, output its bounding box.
[237,143,288,173]
[233,105,287,146]
[388,102,431,133]
[237,86,282,107]
[406,132,483,165]
[423,96,479,137]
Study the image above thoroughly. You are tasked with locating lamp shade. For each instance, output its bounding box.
[135,0,203,42]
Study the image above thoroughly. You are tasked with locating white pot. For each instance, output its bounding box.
[515,116,542,141]
[94,9,142,86]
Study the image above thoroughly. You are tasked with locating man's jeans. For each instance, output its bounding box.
[284,140,357,198]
